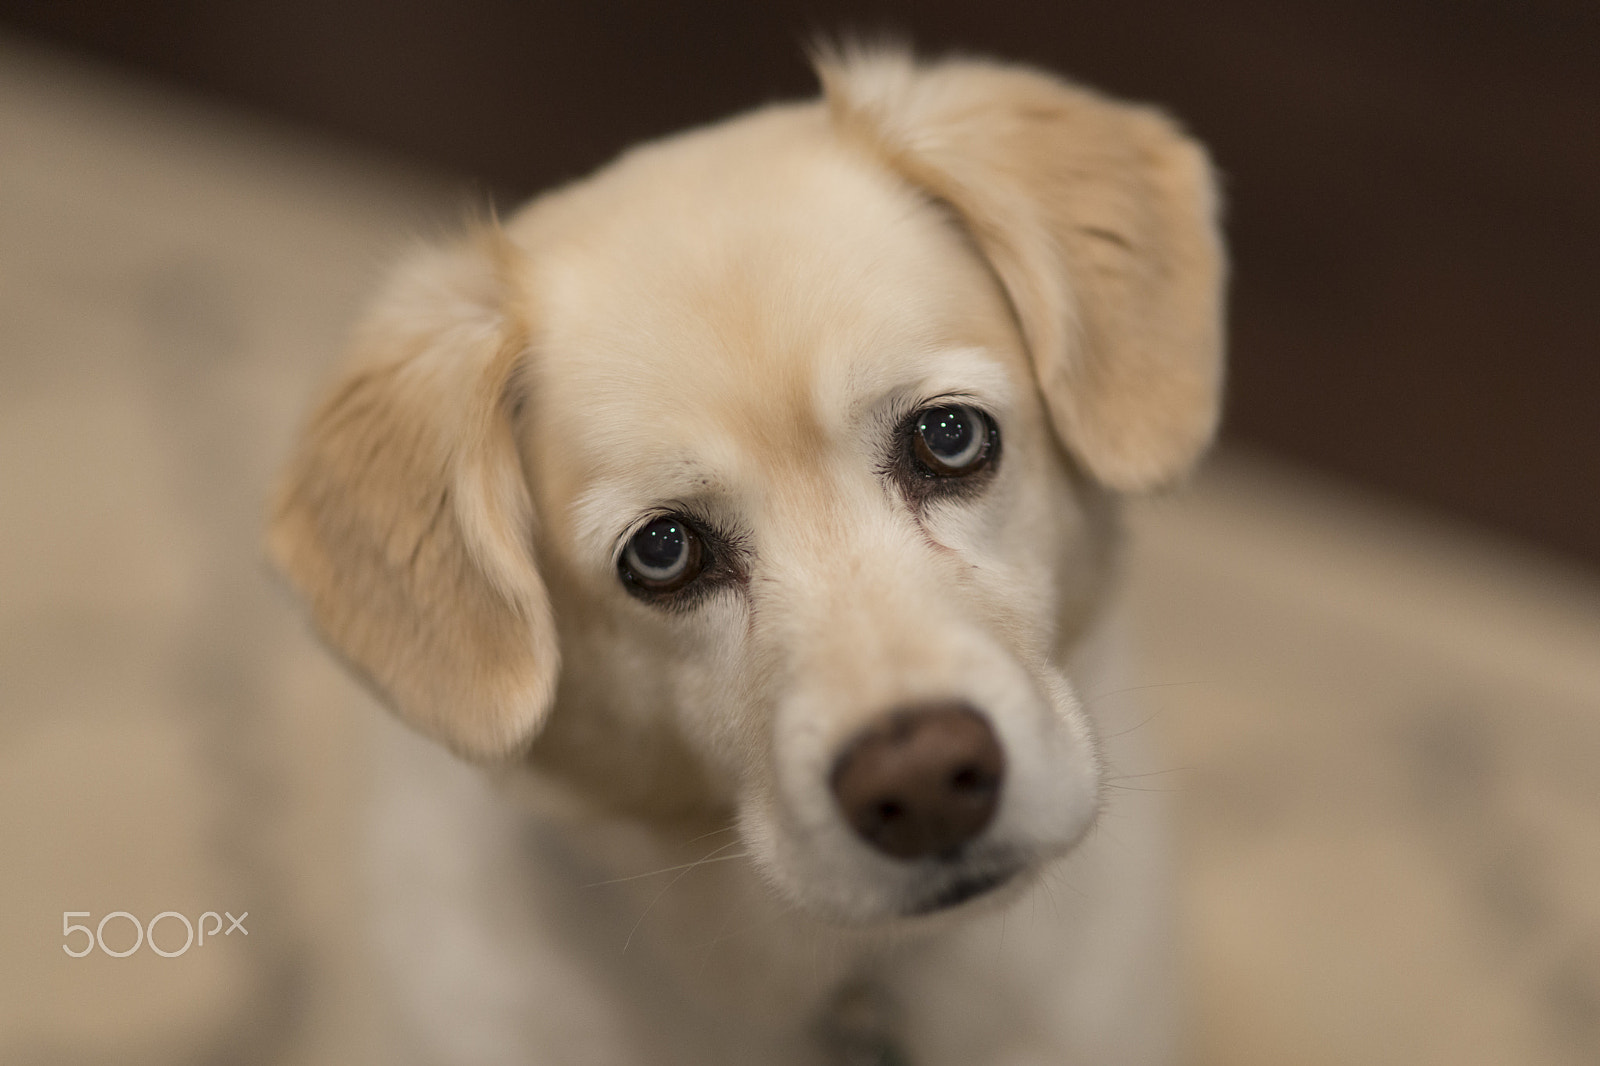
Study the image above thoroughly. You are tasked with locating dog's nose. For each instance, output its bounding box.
[830,702,1005,861]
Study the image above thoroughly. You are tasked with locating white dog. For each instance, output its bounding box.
[270,46,1224,1066]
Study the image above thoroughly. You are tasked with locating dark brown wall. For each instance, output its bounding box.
[5,1,1596,563]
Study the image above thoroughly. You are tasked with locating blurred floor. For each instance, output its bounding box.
[2,33,1597,1066]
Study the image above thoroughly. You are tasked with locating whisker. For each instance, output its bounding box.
[1084,680,1225,741]
[1043,865,1087,905]
[585,848,749,888]
[682,822,740,846]
[1099,710,1163,741]
[704,906,793,950]
[694,902,743,978]
[1040,870,1063,923]
[621,839,749,955]
[1083,679,1220,705]
[1104,767,1194,782]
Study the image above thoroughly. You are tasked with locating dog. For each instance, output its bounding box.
[269,45,1224,1066]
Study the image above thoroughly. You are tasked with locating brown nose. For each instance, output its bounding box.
[829,703,1005,861]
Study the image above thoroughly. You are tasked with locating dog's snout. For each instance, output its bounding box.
[829,703,1005,861]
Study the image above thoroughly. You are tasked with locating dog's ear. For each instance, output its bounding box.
[268,232,558,762]
[818,49,1226,491]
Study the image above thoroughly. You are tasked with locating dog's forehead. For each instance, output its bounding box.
[508,105,1025,512]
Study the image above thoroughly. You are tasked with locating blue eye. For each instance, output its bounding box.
[620,516,704,592]
[914,404,993,475]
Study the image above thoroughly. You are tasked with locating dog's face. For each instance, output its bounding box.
[516,115,1114,921]
[270,51,1224,924]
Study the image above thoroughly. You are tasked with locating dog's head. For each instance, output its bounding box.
[269,51,1224,923]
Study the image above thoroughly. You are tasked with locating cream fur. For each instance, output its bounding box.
[270,47,1224,1066]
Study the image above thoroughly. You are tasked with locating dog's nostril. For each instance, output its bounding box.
[949,765,987,792]
[830,703,1005,862]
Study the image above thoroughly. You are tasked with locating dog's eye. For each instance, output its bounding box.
[619,516,704,593]
[913,404,994,477]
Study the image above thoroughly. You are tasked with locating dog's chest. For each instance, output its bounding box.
[817,980,913,1066]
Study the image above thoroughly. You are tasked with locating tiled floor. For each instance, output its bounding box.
[3,34,1597,1066]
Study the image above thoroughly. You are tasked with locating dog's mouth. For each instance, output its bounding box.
[904,864,1020,916]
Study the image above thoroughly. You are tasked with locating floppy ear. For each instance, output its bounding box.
[818,49,1226,491]
[268,232,558,762]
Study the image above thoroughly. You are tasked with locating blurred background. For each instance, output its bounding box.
[0,2,1596,1064]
